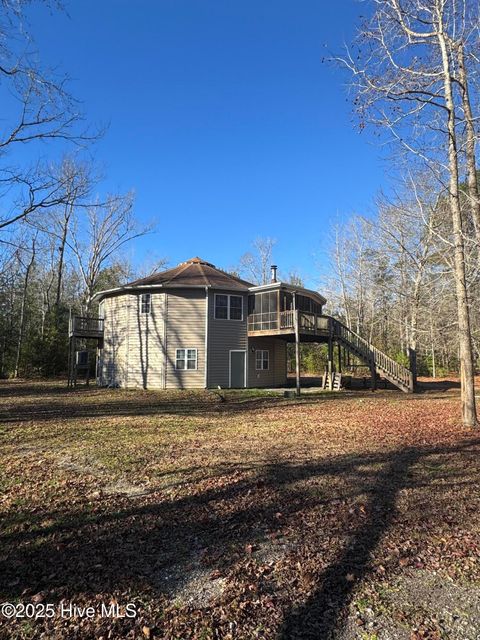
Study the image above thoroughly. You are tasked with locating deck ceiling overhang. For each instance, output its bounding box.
[248,330,330,343]
[248,282,327,306]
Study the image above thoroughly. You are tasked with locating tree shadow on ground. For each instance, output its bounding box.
[0,382,354,423]
[278,448,421,639]
[1,436,479,638]
[1,376,433,424]
[417,378,462,392]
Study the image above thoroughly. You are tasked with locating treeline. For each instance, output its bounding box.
[0,2,151,377]
[0,157,152,377]
[332,0,480,427]
[323,175,480,378]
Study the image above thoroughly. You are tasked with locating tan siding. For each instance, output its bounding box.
[165,289,206,389]
[207,290,248,388]
[273,340,287,386]
[101,286,263,390]
[247,337,287,388]
[100,295,129,386]
[100,292,165,388]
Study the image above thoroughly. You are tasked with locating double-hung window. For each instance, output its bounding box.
[255,350,269,371]
[176,348,197,370]
[215,294,228,319]
[229,295,243,320]
[214,294,243,320]
[141,293,151,314]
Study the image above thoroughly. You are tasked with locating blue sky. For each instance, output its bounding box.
[26,0,384,288]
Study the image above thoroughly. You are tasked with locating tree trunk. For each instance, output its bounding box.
[438,28,478,427]
[456,43,480,239]
[14,239,36,378]
[55,201,74,322]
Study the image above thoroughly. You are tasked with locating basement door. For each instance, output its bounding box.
[229,350,246,388]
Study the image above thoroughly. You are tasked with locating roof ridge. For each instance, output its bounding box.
[162,261,192,284]
[113,257,255,291]
[197,261,210,286]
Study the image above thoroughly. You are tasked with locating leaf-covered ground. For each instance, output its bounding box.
[0,379,479,639]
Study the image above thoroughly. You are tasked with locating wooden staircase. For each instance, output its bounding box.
[322,371,342,391]
[330,318,413,394]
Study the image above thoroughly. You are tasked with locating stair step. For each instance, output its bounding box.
[332,318,412,394]
[322,372,342,391]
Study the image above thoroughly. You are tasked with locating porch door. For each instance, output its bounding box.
[230,351,246,388]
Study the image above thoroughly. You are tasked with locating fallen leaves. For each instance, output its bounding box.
[0,380,479,639]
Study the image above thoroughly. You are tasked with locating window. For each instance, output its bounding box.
[230,295,243,320]
[141,293,151,314]
[214,294,243,320]
[255,349,269,371]
[176,348,197,370]
[214,294,228,319]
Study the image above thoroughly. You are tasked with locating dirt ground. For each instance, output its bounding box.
[0,379,479,639]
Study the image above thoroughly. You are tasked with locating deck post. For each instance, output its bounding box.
[370,357,377,391]
[72,338,78,388]
[69,336,77,388]
[408,347,417,392]
[337,342,342,374]
[67,308,72,388]
[67,336,72,388]
[328,319,334,390]
[293,293,301,397]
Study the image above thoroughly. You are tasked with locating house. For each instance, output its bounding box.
[90,257,324,389]
[68,257,414,393]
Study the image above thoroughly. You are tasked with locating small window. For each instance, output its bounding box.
[214,294,243,320]
[176,348,197,370]
[255,349,269,371]
[141,293,151,314]
[215,294,228,319]
[230,295,243,320]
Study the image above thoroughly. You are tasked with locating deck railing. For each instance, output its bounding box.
[248,310,330,335]
[247,310,412,392]
[70,316,104,336]
[280,309,294,329]
[331,318,412,392]
[248,311,278,332]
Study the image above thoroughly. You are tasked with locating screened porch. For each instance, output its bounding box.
[247,285,329,338]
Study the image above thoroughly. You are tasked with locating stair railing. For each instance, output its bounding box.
[330,318,412,392]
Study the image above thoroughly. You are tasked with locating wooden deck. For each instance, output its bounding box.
[248,312,413,393]
[69,316,104,339]
[247,310,330,338]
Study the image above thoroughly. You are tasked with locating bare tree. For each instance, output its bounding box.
[238,237,277,285]
[70,193,150,315]
[326,219,376,337]
[133,256,169,279]
[13,232,37,377]
[338,0,479,427]
[0,1,99,231]
[454,28,480,242]
[49,159,93,310]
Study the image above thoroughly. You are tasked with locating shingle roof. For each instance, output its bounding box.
[123,257,253,291]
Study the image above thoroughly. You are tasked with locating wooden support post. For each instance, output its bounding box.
[86,349,90,387]
[67,336,72,388]
[72,337,78,388]
[293,293,301,397]
[328,319,334,390]
[337,342,342,374]
[408,347,417,393]
[67,307,72,388]
[370,358,377,391]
